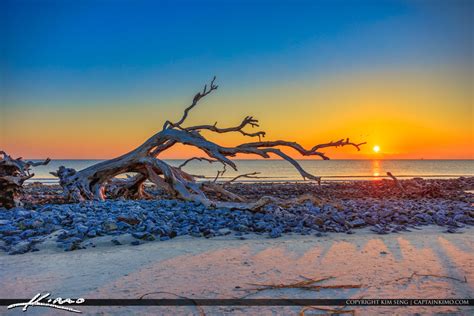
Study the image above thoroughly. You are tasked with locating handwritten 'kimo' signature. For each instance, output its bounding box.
[7,293,85,313]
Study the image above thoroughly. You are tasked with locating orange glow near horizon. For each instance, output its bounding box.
[2,67,473,160]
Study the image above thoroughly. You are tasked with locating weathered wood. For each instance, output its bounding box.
[52,78,365,209]
[0,151,50,208]
[387,171,406,193]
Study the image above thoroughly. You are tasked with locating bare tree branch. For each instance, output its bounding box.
[178,157,220,169]
[223,172,262,186]
[186,116,266,140]
[162,76,218,130]
[51,78,364,210]
[213,164,227,183]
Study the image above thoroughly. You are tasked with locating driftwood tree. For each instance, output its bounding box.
[0,151,50,209]
[53,78,364,210]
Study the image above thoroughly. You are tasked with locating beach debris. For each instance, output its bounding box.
[387,172,406,194]
[0,151,50,209]
[49,77,364,209]
[239,276,360,315]
[388,272,468,285]
[242,276,362,293]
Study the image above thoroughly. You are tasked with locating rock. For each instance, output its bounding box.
[0,225,21,236]
[63,240,82,251]
[217,228,231,235]
[131,232,154,240]
[234,224,248,232]
[269,228,282,238]
[445,227,460,234]
[190,232,202,237]
[2,180,473,254]
[31,219,45,228]
[76,224,88,234]
[331,212,346,225]
[103,221,118,231]
[20,229,35,238]
[371,225,388,235]
[117,216,140,226]
[117,222,131,230]
[15,209,32,217]
[349,218,366,228]
[111,239,122,245]
[396,215,409,224]
[9,241,32,255]
[253,221,269,232]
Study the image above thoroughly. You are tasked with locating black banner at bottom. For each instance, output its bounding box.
[1,298,473,306]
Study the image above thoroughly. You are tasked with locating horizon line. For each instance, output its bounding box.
[24,158,474,161]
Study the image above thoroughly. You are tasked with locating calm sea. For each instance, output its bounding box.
[28,159,474,184]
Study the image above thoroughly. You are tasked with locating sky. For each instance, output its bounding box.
[1,0,473,159]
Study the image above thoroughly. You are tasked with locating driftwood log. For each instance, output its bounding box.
[0,151,50,208]
[52,77,365,210]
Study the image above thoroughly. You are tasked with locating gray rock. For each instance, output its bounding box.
[349,218,366,228]
[217,228,231,235]
[269,228,282,238]
[111,239,122,245]
[131,232,154,240]
[9,241,32,255]
[103,221,118,231]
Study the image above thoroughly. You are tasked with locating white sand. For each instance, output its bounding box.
[1,226,473,315]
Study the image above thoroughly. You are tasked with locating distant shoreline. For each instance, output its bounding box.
[26,174,474,184]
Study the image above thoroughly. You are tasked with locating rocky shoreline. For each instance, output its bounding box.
[1,177,473,255]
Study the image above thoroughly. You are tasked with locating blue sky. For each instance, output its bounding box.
[2,0,471,104]
[1,0,472,158]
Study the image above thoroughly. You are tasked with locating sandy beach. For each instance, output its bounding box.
[1,226,473,315]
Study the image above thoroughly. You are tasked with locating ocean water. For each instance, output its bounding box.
[28,159,474,183]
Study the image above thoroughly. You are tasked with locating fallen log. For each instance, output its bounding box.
[52,77,365,210]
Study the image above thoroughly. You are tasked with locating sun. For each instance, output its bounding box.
[373,145,380,153]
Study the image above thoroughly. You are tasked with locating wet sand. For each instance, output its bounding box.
[1,226,473,315]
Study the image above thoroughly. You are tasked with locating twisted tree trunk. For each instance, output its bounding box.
[0,152,50,208]
[53,77,365,210]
